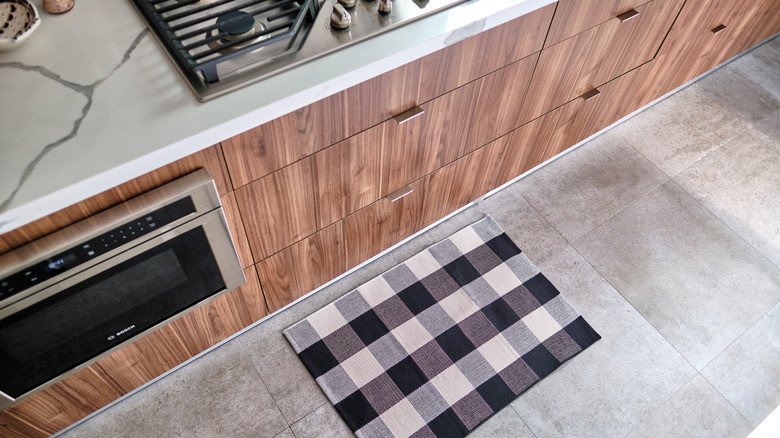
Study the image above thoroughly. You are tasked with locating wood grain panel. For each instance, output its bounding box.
[466,53,539,152]
[0,145,231,255]
[235,159,318,261]
[257,224,346,313]
[519,0,684,124]
[221,61,423,189]
[0,266,266,437]
[313,129,384,229]
[418,4,555,102]
[380,78,482,196]
[546,0,654,47]
[221,191,254,268]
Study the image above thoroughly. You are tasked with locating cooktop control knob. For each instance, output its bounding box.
[338,0,356,8]
[331,3,351,29]
[378,0,392,14]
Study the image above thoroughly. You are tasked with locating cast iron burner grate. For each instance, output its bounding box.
[130,0,320,85]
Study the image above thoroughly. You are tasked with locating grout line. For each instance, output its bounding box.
[509,404,541,438]
[620,372,701,438]
[235,338,291,430]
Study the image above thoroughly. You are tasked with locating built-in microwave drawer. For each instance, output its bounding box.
[0,170,245,411]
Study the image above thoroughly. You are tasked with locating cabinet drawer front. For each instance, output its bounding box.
[221,60,423,188]
[520,0,684,124]
[546,0,653,47]
[498,61,660,187]
[418,3,554,102]
[257,139,506,313]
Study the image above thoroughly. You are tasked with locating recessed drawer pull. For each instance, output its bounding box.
[393,106,425,124]
[581,88,601,101]
[711,24,727,34]
[616,9,640,22]
[386,185,413,202]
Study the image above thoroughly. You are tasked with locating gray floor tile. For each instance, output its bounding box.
[755,108,780,142]
[290,403,353,438]
[476,186,570,266]
[696,62,780,126]
[60,340,287,438]
[627,374,753,438]
[729,39,780,102]
[611,83,749,177]
[514,132,668,242]
[511,246,696,438]
[675,128,780,267]
[574,182,780,370]
[275,428,296,438]
[239,254,397,424]
[702,302,780,426]
[469,406,535,438]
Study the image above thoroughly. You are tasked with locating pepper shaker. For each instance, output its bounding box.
[43,0,74,14]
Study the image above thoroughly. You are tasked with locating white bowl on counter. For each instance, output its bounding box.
[0,0,41,52]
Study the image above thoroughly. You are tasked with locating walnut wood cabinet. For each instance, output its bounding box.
[2,0,780,435]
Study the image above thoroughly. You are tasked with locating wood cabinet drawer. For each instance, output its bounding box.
[257,138,506,312]
[497,61,660,187]
[519,0,684,124]
[221,60,423,188]
[546,0,654,47]
[653,0,780,92]
[236,53,538,261]
[418,3,554,102]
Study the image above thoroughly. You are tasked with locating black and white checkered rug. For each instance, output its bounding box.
[284,215,600,438]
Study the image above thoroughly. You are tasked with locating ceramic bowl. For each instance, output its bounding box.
[0,0,41,52]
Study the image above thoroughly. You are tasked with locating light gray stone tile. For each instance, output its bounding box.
[477,187,569,266]
[675,128,780,267]
[611,83,749,177]
[514,132,668,242]
[729,41,780,102]
[60,340,287,438]
[755,108,780,143]
[290,403,353,438]
[702,302,780,426]
[511,246,696,438]
[275,428,296,438]
[574,182,780,369]
[627,374,753,438]
[469,406,536,438]
[697,62,780,125]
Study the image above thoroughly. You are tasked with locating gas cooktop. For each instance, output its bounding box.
[130,0,468,101]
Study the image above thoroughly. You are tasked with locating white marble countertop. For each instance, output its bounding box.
[0,0,554,235]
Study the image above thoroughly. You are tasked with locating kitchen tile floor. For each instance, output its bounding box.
[60,36,780,438]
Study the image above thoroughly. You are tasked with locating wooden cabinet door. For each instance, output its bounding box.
[257,139,506,312]
[418,3,554,102]
[546,0,654,47]
[497,61,660,188]
[221,60,423,188]
[519,0,684,124]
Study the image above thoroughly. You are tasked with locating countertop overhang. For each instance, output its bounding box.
[0,0,554,235]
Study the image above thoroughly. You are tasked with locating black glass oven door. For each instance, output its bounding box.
[0,222,226,399]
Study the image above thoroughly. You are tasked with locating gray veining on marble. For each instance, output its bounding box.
[675,128,780,267]
[626,374,753,438]
[702,302,780,426]
[59,340,288,438]
[574,181,780,370]
[512,246,696,438]
[610,83,749,177]
[514,132,669,242]
[0,30,148,213]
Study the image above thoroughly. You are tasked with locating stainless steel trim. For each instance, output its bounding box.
[0,390,13,412]
[616,8,640,22]
[393,106,425,124]
[386,185,414,202]
[582,88,601,101]
[0,170,219,310]
[711,24,727,34]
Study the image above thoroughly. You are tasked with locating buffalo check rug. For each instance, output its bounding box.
[284,216,600,438]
